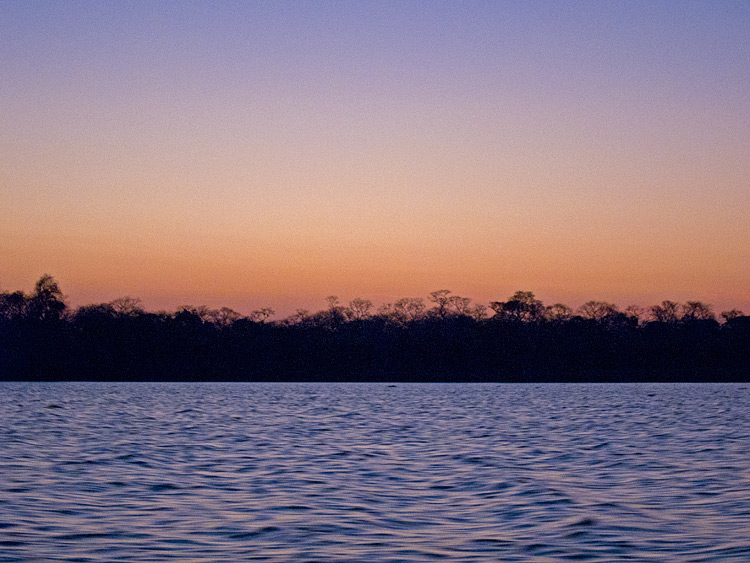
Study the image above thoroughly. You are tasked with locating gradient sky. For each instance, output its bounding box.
[2,1,749,316]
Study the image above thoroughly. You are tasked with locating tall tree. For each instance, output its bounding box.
[30,274,66,321]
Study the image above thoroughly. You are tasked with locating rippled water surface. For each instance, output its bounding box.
[2,382,750,562]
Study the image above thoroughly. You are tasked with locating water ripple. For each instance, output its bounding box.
[1,382,750,562]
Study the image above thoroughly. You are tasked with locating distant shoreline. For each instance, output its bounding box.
[3,277,749,383]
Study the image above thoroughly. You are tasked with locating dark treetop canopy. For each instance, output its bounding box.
[2,277,749,382]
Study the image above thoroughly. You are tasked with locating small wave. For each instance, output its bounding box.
[149,483,182,492]
[228,526,280,539]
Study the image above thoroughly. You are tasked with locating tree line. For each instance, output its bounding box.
[1,275,749,381]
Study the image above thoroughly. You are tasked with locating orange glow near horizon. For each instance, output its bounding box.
[3,210,748,318]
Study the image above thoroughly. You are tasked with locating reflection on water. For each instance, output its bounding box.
[1,382,750,562]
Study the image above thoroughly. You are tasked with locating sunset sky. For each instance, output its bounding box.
[2,1,749,317]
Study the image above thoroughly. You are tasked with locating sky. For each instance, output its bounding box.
[2,1,749,317]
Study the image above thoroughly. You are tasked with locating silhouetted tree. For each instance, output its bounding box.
[250,308,274,324]
[650,300,681,323]
[468,303,488,321]
[491,291,544,322]
[578,300,618,322]
[546,303,573,322]
[215,307,243,327]
[108,297,144,316]
[281,309,310,326]
[348,298,373,320]
[624,305,644,325]
[429,290,452,319]
[0,290,30,320]
[395,297,426,322]
[29,274,66,321]
[682,301,715,322]
[448,295,472,316]
[721,309,744,323]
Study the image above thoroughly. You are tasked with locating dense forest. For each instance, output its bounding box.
[1,275,749,382]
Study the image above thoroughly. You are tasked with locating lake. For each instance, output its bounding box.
[1,382,749,562]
